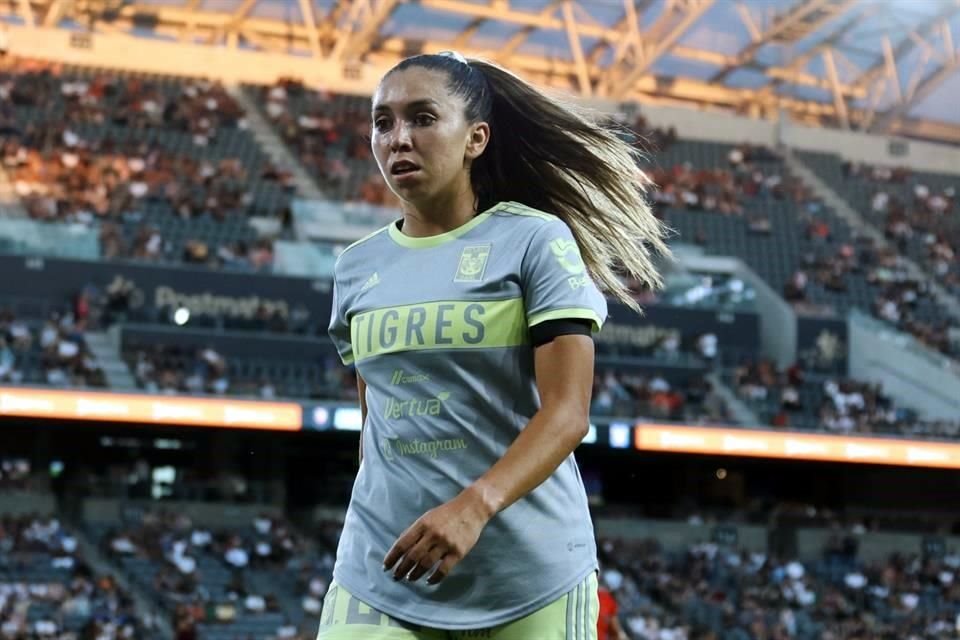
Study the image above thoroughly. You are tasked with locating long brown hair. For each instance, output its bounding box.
[387,54,670,310]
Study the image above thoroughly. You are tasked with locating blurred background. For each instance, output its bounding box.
[2,0,960,638]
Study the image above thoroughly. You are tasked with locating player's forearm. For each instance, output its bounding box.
[357,375,368,464]
[464,403,588,519]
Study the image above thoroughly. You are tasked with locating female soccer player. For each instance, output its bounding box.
[321,51,668,639]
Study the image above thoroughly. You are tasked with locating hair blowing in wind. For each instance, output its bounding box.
[390,54,672,311]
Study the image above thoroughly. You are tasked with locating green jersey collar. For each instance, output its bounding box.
[388,202,506,249]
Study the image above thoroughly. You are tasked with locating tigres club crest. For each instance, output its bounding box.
[454,244,492,283]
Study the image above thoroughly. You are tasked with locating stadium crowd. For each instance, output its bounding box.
[599,531,960,640]
[633,135,959,362]
[102,509,318,640]
[0,57,289,270]
[125,343,357,402]
[648,143,806,218]
[0,305,105,389]
[730,358,960,440]
[2,492,959,640]
[6,502,960,640]
[0,514,149,639]
[253,78,388,206]
[847,161,960,298]
[593,369,730,425]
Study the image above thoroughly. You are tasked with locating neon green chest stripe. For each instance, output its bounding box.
[350,298,528,362]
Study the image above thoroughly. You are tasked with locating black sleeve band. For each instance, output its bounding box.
[530,318,593,347]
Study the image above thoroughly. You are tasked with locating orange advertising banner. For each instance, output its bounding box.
[0,387,302,431]
[634,424,960,469]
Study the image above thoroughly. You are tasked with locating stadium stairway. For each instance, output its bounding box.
[0,161,27,218]
[705,371,759,426]
[227,84,327,201]
[783,148,960,322]
[70,517,175,639]
[85,327,138,391]
[246,566,305,631]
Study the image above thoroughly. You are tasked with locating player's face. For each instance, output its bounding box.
[371,67,488,205]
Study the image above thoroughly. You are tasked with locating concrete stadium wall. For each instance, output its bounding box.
[848,311,960,420]
[632,103,776,147]
[595,517,768,553]
[596,520,959,563]
[781,125,960,176]
[0,491,56,516]
[797,528,960,563]
[83,498,282,526]
[676,250,796,368]
[6,26,383,95]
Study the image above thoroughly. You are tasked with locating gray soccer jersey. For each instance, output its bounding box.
[327,201,607,630]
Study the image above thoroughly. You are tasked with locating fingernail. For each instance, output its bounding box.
[382,565,389,572]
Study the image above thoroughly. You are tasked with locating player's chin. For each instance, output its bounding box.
[388,176,432,200]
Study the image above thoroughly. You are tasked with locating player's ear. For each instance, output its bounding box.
[464,121,489,161]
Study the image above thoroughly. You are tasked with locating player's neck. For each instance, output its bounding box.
[399,187,479,238]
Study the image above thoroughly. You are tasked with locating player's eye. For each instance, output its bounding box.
[373,117,392,133]
[414,113,436,127]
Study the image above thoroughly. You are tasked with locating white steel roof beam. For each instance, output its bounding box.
[297,0,322,57]
[710,0,850,83]
[561,0,591,96]
[330,0,400,62]
[602,0,715,99]
[872,54,960,134]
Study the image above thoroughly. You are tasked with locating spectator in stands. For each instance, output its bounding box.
[747,213,772,235]
[174,603,198,640]
[597,572,630,640]
[3,312,32,352]
[696,332,718,363]
[783,269,809,302]
[37,310,105,389]
[0,338,19,383]
[629,113,676,151]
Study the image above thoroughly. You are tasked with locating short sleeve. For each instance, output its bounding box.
[327,272,354,366]
[522,219,608,332]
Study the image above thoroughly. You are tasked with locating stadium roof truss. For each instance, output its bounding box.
[9,0,960,139]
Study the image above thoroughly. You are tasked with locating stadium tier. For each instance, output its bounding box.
[649,140,958,361]
[798,150,960,321]
[119,326,351,401]
[0,512,149,638]
[0,301,106,389]
[7,500,960,640]
[89,510,319,640]
[244,80,379,206]
[1,59,291,270]
[3,62,956,363]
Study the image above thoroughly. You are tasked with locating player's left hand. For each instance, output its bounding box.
[383,488,493,585]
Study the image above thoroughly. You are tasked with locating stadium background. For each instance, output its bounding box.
[3,0,960,637]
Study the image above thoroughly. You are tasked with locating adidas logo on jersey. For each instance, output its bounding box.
[360,272,380,292]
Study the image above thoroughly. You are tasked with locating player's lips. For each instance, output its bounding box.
[390,160,421,176]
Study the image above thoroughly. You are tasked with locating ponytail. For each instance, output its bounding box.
[388,54,670,311]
